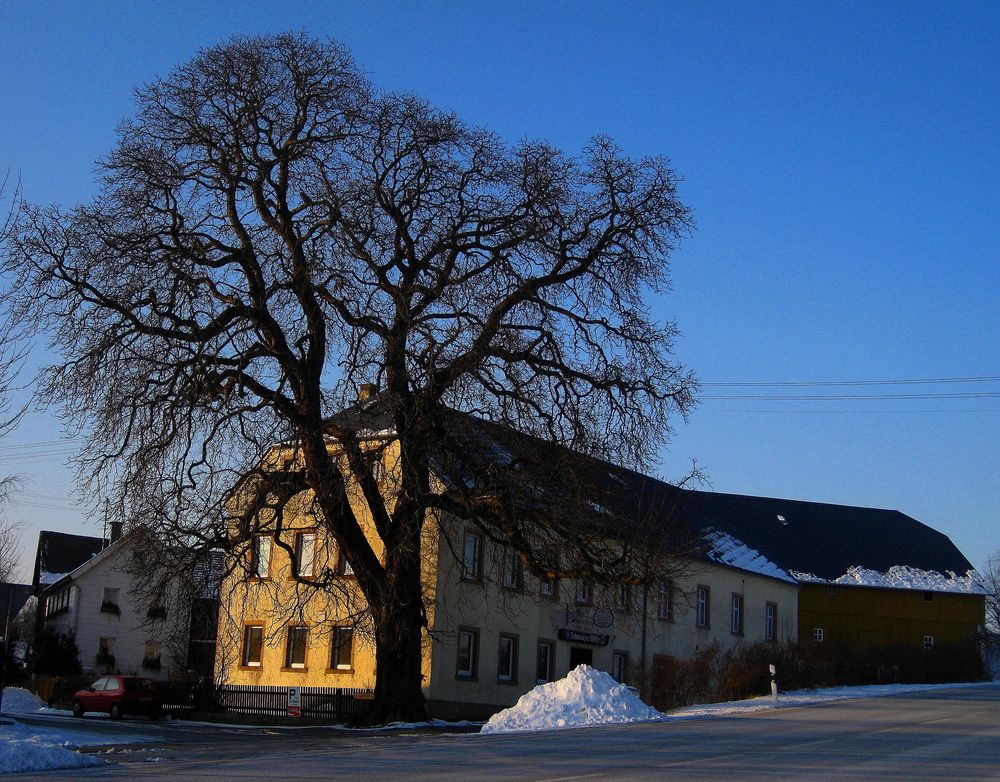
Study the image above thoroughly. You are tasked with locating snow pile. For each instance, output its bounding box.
[38,571,69,586]
[480,665,663,734]
[791,565,984,594]
[0,721,103,774]
[2,687,47,713]
[703,529,795,583]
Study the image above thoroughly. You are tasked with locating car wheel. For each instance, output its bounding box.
[110,702,123,720]
[149,707,161,721]
[72,699,84,718]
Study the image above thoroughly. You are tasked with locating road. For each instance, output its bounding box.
[10,683,1000,780]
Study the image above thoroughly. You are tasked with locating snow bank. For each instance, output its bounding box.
[0,721,103,774]
[2,687,47,713]
[791,565,984,594]
[480,665,663,734]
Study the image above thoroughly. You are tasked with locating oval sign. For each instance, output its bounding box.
[592,608,614,628]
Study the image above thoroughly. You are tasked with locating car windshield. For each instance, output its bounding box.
[123,678,156,692]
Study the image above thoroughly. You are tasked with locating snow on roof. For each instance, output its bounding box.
[479,665,664,734]
[38,572,70,586]
[790,565,985,594]
[702,529,796,583]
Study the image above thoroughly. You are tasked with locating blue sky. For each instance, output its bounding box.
[1,1,998,579]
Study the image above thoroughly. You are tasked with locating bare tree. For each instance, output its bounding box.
[2,34,696,722]
[982,553,1000,635]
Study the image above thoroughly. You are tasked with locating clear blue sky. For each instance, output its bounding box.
[1,1,997,580]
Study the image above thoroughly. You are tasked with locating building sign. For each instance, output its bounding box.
[558,628,610,646]
[550,605,616,633]
[287,686,301,717]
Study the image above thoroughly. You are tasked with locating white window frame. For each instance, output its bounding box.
[765,602,777,641]
[252,536,272,579]
[456,627,478,679]
[575,580,591,606]
[331,627,354,670]
[812,627,824,642]
[536,640,554,684]
[696,585,710,628]
[923,634,934,650]
[242,624,264,667]
[294,532,317,578]
[462,531,481,581]
[285,625,308,669]
[497,634,518,683]
[500,546,522,590]
[731,593,744,635]
[612,651,628,683]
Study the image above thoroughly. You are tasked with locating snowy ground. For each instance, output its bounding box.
[480,665,1000,734]
[0,688,160,774]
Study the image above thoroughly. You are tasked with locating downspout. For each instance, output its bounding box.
[639,584,648,700]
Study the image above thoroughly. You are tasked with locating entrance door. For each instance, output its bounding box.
[569,647,593,669]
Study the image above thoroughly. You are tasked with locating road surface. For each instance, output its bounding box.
[10,683,1000,780]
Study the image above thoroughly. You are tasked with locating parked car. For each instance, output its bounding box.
[71,675,162,720]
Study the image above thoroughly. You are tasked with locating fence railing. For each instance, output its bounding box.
[32,676,375,725]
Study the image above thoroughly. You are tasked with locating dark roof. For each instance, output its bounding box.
[31,531,106,593]
[326,399,975,583]
[677,490,975,581]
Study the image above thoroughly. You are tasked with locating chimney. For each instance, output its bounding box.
[358,384,378,402]
[110,522,124,544]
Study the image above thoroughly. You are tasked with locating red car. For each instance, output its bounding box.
[72,675,163,720]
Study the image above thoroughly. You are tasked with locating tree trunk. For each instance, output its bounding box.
[366,583,428,725]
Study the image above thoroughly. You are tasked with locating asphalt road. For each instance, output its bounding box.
[11,683,1000,780]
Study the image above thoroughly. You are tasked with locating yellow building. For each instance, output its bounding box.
[216,419,984,718]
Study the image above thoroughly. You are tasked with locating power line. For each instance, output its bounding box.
[702,392,1000,401]
[702,375,1000,387]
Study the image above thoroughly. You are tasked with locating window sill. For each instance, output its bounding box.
[496,678,519,686]
[455,673,478,682]
[238,664,263,671]
[731,631,744,637]
[280,667,309,673]
[657,616,674,623]
[325,667,354,674]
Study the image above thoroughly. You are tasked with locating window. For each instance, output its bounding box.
[330,627,354,670]
[101,587,121,615]
[370,453,386,483]
[284,626,308,669]
[456,627,479,679]
[612,651,628,684]
[923,635,935,650]
[104,676,121,692]
[696,585,710,628]
[462,531,482,581]
[923,591,935,603]
[657,581,674,621]
[251,536,272,579]
[574,580,591,606]
[97,637,116,668]
[539,549,559,599]
[294,532,317,577]
[241,624,264,667]
[336,546,354,576]
[497,634,518,683]
[765,602,777,642]
[148,590,167,619]
[731,593,744,635]
[614,583,631,611]
[143,640,161,670]
[536,641,554,684]
[812,627,824,642]
[500,546,523,590]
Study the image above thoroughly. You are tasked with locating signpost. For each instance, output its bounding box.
[287,686,301,717]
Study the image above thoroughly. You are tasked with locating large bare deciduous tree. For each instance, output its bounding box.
[2,34,697,723]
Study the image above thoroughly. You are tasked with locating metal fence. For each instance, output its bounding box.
[215,684,374,723]
[33,676,375,725]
